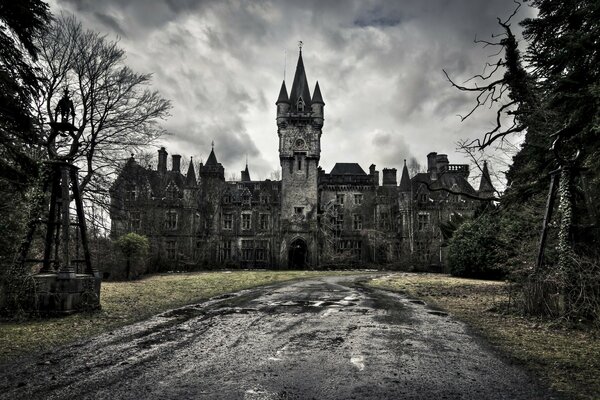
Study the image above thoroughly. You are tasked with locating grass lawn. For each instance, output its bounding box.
[0,270,368,364]
[368,273,600,400]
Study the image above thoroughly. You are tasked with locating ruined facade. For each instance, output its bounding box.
[110,50,494,270]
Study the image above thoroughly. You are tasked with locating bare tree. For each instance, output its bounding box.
[33,15,171,208]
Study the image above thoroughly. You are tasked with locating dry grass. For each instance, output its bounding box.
[369,273,600,400]
[0,270,366,363]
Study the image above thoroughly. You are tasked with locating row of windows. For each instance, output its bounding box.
[125,185,180,201]
[222,213,270,230]
[222,240,269,261]
[223,194,271,204]
[335,193,363,206]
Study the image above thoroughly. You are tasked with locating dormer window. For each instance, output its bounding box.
[297,97,305,112]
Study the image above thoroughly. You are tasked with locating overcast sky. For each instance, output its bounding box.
[49,0,533,185]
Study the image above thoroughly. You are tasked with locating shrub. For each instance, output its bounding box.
[447,213,504,279]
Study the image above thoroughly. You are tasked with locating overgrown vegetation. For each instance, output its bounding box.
[445,0,600,323]
[0,270,371,363]
[369,274,600,400]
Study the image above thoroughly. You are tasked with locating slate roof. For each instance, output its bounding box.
[330,163,367,176]
[288,50,312,112]
[205,148,218,166]
[185,158,197,186]
[411,171,476,198]
[312,81,324,104]
[478,161,495,194]
[399,162,411,191]
[276,81,289,104]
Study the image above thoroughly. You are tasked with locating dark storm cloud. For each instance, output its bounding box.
[52,0,532,183]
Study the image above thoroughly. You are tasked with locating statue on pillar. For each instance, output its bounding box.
[54,88,75,125]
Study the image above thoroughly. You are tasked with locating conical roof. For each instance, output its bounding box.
[478,161,495,194]
[399,160,411,191]
[276,81,289,104]
[186,158,197,186]
[206,148,218,166]
[288,50,312,112]
[312,81,324,104]
[241,163,251,182]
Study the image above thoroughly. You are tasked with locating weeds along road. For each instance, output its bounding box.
[0,275,559,400]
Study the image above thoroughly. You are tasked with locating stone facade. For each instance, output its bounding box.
[110,50,494,270]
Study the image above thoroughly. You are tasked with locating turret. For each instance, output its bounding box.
[185,157,197,187]
[311,81,324,127]
[276,81,290,127]
[478,161,495,199]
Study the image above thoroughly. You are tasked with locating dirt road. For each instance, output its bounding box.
[0,275,558,399]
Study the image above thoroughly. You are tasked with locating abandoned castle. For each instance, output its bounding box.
[110,50,495,270]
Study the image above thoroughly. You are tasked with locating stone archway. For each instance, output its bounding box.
[288,238,307,268]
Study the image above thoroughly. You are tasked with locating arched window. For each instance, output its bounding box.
[297,97,305,111]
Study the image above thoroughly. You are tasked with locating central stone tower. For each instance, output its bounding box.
[276,47,324,267]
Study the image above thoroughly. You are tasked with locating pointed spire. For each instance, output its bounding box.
[186,157,197,186]
[399,159,412,191]
[478,160,495,197]
[312,81,324,104]
[241,160,251,182]
[206,146,218,166]
[276,80,289,104]
[288,47,312,112]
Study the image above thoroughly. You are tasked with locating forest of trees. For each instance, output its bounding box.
[445,0,599,323]
[0,1,170,312]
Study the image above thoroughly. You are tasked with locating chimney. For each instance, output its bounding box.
[369,164,379,186]
[172,154,181,173]
[382,168,397,186]
[157,147,168,173]
[427,152,438,180]
[435,154,449,173]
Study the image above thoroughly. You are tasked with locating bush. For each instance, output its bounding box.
[447,213,504,279]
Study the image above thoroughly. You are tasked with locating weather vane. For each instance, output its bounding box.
[298,40,303,51]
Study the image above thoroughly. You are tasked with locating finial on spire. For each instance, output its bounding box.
[211,140,214,149]
[245,153,248,167]
[298,40,303,53]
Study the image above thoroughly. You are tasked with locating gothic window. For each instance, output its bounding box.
[354,194,363,205]
[129,211,141,230]
[259,214,270,230]
[419,193,428,203]
[336,194,345,205]
[222,241,232,260]
[125,185,138,201]
[241,240,253,261]
[223,213,233,230]
[379,212,389,230]
[165,240,177,259]
[260,194,269,204]
[223,194,231,204]
[166,184,178,200]
[242,213,251,230]
[417,212,430,230]
[297,96,305,111]
[353,214,363,230]
[165,210,178,230]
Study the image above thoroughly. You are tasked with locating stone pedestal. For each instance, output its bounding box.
[33,273,101,315]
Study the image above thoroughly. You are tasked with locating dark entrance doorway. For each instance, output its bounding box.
[288,238,307,268]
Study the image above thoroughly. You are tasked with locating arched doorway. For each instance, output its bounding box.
[288,238,307,268]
